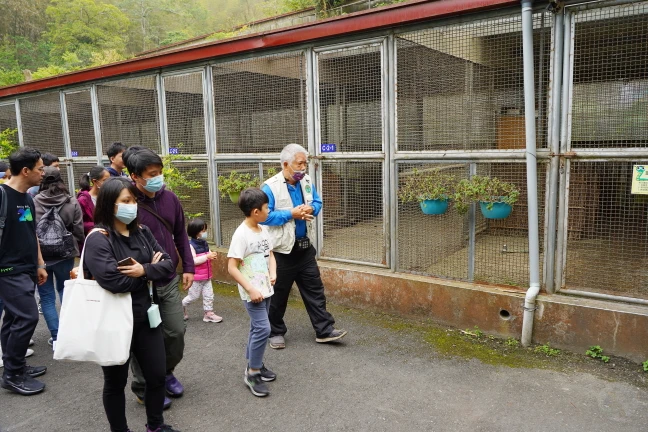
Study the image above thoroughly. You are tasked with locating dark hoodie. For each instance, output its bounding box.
[134,185,194,286]
[33,191,85,263]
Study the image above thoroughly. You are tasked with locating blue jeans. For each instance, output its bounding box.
[244,298,271,369]
[37,258,74,341]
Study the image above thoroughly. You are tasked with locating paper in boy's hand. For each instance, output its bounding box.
[238,253,274,301]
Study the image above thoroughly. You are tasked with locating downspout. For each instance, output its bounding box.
[520,0,541,347]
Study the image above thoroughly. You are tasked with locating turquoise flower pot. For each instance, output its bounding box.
[420,199,449,215]
[479,201,512,219]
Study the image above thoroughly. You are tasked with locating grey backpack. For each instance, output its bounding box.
[36,198,75,260]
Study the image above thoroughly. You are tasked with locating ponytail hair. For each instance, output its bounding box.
[79,166,107,191]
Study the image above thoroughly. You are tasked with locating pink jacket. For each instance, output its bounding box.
[191,246,212,281]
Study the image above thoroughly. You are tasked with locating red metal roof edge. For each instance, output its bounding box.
[0,0,518,99]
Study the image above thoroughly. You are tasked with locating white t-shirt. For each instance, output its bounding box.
[227,222,274,302]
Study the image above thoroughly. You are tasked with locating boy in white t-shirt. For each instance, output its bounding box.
[227,187,277,397]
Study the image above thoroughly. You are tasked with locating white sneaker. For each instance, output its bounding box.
[29,339,34,346]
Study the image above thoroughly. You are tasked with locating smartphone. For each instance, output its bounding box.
[117,257,135,267]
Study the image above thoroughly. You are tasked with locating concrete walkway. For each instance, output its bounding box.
[1,284,647,432]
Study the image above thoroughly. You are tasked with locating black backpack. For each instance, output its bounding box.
[36,197,75,260]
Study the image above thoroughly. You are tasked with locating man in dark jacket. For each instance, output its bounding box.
[0,148,48,396]
[123,146,194,408]
[106,142,128,177]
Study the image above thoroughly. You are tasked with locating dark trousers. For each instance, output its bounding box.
[269,244,335,338]
[131,275,186,398]
[102,320,166,432]
[0,274,39,376]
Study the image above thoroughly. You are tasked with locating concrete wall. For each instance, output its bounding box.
[211,250,648,363]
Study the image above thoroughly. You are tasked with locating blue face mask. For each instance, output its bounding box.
[115,203,138,225]
[200,232,208,240]
[143,174,164,193]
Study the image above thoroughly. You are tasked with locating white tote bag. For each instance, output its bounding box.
[54,229,133,366]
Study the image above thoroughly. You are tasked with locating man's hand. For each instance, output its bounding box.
[291,204,314,221]
[183,273,194,290]
[37,268,47,285]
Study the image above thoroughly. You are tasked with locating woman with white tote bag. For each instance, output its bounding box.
[80,177,180,432]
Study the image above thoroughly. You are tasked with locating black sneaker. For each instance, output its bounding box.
[315,329,348,343]
[244,373,269,397]
[25,365,47,378]
[1,373,45,395]
[245,364,276,382]
[259,364,276,382]
[146,424,181,432]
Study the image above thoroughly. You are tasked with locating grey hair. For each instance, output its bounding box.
[280,143,308,165]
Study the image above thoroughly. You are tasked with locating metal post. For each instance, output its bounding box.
[554,10,573,292]
[90,85,104,165]
[544,8,564,294]
[307,47,324,254]
[521,0,541,347]
[59,92,75,193]
[156,74,169,156]
[387,33,397,271]
[203,66,221,246]
[14,99,24,147]
[468,163,476,280]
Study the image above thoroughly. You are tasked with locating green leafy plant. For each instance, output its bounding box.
[161,151,203,219]
[586,345,610,363]
[534,343,560,357]
[0,128,19,159]
[398,168,456,204]
[642,360,648,372]
[453,175,520,215]
[217,171,260,199]
[506,337,519,347]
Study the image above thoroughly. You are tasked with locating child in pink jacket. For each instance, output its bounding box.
[182,218,222,323]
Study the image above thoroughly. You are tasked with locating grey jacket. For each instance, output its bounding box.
[33,192,85,260]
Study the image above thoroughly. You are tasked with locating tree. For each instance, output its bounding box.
[110,0,211,53]
[0,128,19,159]
[44,0,130,67]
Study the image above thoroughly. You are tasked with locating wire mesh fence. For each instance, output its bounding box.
[397,161,545,287]
[396,12,551,151]
[318,160,385,265]
[65,90,96,158]
[215,162,265,247]
[572,3,648,148]
[317,43,383,153]
[165,159,211,235]
[0,103,17,135]
[97,76,161,155]
[19,93,65,157]
[164,72,206,155]
[564,161,648,297]
[212,52,307,154]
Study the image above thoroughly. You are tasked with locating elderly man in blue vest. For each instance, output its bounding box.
[261,143,347,349]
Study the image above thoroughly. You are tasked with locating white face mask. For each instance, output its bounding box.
[200,232,208,240]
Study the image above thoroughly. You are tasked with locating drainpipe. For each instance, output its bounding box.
[520,0,541,347]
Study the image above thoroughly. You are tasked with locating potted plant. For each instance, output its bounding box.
[398,168,456,215]
[453,175,520,219]
[217,171,260,203]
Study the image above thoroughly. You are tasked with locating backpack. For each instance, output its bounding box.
[36,198,75,260]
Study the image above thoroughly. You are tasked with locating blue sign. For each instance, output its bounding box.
[169,148,179,155]
[71,151,78,157]
[321,143,337,153]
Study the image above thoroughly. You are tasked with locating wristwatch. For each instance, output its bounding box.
[37,264,46,269]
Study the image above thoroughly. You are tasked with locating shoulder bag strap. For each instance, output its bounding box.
[138,202,173,235]
[0,186,7,244]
